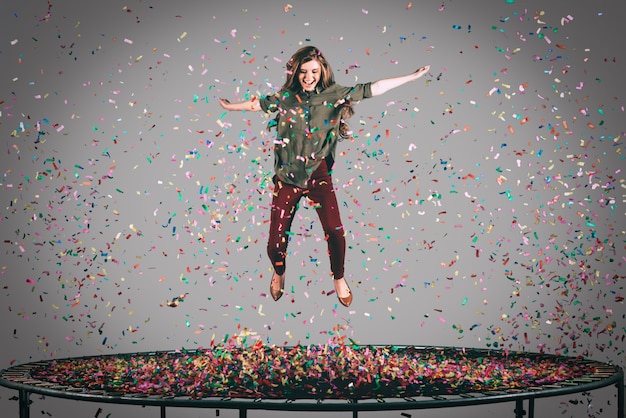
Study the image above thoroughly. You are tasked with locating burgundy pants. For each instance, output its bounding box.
[267,159,345,279]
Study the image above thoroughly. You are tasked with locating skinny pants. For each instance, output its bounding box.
[267,159,345,279]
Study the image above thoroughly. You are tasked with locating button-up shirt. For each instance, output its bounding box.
[259,82,373,188]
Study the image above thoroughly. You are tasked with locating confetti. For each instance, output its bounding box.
[23,342,602,400]
[0,3,623,396]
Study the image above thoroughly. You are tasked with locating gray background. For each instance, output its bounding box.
[1,0,624,417]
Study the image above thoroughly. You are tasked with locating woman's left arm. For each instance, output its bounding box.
[370,65,430,97]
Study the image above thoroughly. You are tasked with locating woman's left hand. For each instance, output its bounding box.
[414,65,430,78]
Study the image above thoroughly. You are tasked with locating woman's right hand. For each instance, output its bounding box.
[217,98,232,110]
[217,97,260,112]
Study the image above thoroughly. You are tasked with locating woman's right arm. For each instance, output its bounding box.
[218,97,261,112]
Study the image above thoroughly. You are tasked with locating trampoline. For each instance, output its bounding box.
[1,343,623,418]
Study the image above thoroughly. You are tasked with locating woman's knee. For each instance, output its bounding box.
[325,225,345,243]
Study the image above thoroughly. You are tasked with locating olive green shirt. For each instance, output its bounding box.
[259,82,373,188]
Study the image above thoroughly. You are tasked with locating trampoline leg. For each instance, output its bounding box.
[19,389,30,418]
[160,406,166,418]
[617,380,624,418]
[528,398,535,418]
[514,399,525,418]
[239,408,247,418]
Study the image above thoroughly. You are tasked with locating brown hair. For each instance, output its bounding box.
[338,102,354,140]
[282,46,335,92]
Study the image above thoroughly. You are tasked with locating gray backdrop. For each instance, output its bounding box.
[1,0,624,417]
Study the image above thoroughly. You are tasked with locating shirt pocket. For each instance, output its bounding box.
[283,106,309,134]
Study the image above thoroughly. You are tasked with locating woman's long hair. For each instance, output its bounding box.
[338,101,354,140]
[282,46,334,91]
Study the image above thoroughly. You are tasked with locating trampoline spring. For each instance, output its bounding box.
[1,371,26,377]
[6,377,29,383]
[506,389,523,394]
[21,380,42,385]
[596,368,617,373]
[483,391,506,396]
[88,390,106,395]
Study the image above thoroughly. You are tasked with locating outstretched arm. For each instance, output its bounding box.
[218,97,261,112]
[370,65,430,97]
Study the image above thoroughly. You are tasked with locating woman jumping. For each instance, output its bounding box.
[218,46,429,307]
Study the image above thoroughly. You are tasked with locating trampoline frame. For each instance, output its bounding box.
[1,347,623,418]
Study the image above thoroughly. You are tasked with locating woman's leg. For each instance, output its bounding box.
[307,160,352,306]
[306,161,346,280]
[267,176,303,275]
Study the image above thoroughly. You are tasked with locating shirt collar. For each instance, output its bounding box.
[301,86,322,96]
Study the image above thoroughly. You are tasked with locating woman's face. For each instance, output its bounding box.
[298,59,321,92]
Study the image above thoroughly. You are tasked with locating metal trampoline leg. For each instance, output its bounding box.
[514,399,525,418]
[160,405,166,418]
[617,380,624,418]
[19,389,30,418]
[514,398,534,418]
[239,408,247,418]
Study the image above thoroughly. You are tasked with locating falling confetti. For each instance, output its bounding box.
[0,7,623,416]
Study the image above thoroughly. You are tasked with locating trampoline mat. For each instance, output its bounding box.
[20,343,604,400]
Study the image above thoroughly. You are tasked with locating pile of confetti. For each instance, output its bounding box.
[29,342,597,400]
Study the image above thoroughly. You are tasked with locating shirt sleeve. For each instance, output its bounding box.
[354,82,374,100]
[259,92,281,113]
[335,82,373,102]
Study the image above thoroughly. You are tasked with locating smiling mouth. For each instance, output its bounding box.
[302,80,316,88]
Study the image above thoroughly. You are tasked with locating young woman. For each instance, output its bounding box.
[219,46,429,307]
